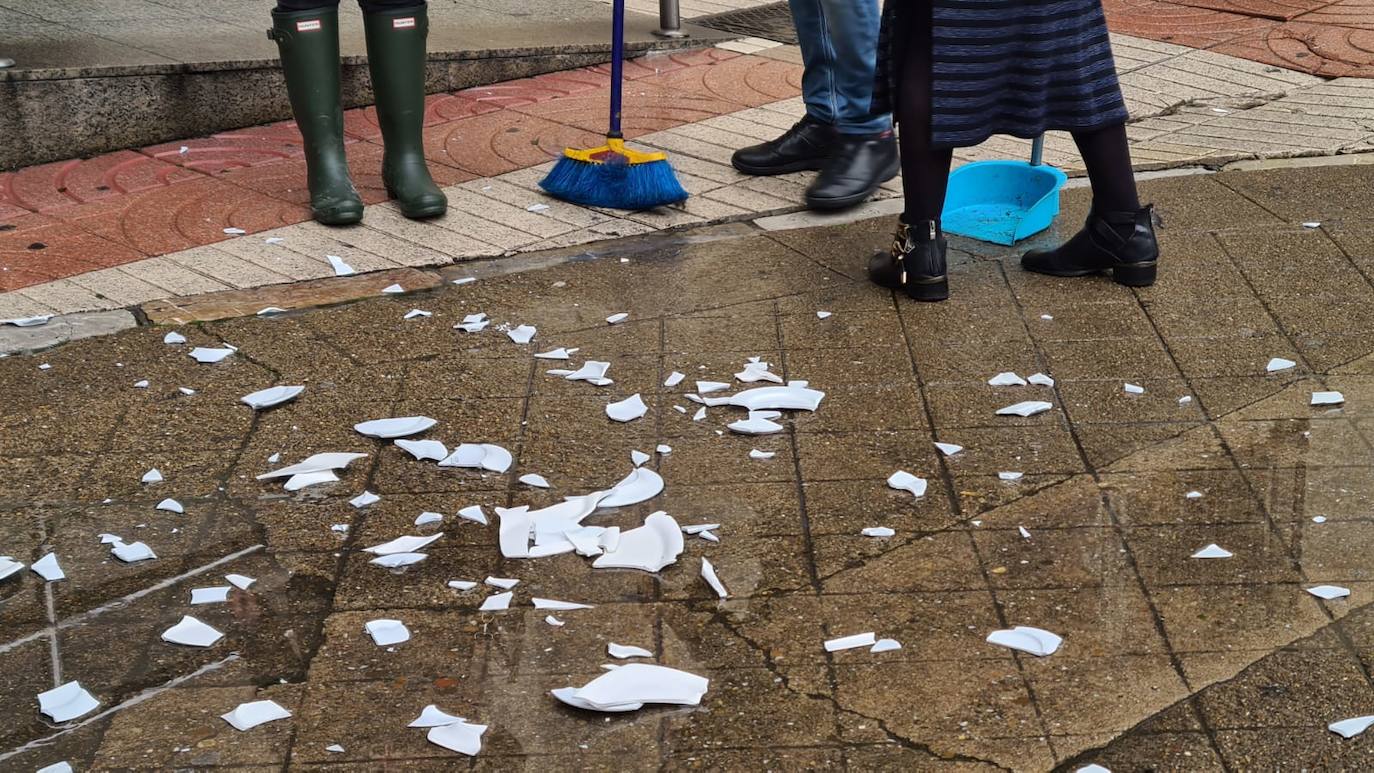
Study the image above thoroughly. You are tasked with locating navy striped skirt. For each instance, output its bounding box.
[874,0,1130,149]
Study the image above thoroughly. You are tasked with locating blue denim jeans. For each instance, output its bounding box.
[789,0,890,135]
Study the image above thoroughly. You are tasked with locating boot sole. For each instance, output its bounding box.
[904,276,949,302]
[315,208,363,226]
[731,157,828,176]
[398,203,447,219]
[1022,263,1158,287]
[804,157,901,212]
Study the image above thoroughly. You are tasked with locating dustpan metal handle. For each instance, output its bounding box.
[1030,134,1044,167]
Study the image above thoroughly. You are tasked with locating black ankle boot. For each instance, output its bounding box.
[869,218,949,302]
[1021,205,1159,287]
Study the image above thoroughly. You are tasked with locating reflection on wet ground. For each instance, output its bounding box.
[1,164,1373,770]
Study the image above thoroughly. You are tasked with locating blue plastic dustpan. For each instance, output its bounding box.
[941,136,1068,246]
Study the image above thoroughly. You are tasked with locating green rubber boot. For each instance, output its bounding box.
[269,7,364,225]
[363,4,447,219]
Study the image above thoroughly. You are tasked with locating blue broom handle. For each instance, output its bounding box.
[609,0,625,139]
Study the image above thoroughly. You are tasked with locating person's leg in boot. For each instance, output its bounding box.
[868,0,951,301]
[270,1,364,225]
[730,0,839,177]
[362,0,447,218]
[1021,122,1159,286]
[803,0,897,211]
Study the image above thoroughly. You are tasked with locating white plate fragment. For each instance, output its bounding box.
[371,553,428,569]
[533,598,593,611]
[453,276,476,285]
[1124,383,1145,395]
[607,394,648,422]
[410,705,466,727]
[997,401,1053,417]
[1306,585,1351,600]
[726,384,825,412]
[190,586,231,605]
[871,638,902,653]
[396,439,447,461]
[31,553,65,582]
[178,387,197,396]
[189,347,235,364]
[1312,391,1345,406]
[1186,491,1203,499]
[887,471,928,498]
[479,591,513,611]
[485,576,519,590]
[935,442,963,456]
[241,385,305,409]
[986,626,1062,656]
[1313,515,1327,523]
[350,490,380,508]
[1329,715,1374,739]
[221,700,291,731]
[816,311,832,319]
[825,632,876,652]
[593,511,683,572]
[226,574,255,590]
[36,762,73,773]
[749,449,776,460]
[606,313,629,324]
[657,444,672,454]
[381,283,404,294]
[404,309,432,320]
[3,314,52,327]
[156,498,184,514]
[112,541,156,563]
[861,527,895,538]
[598,467,665,509]
[284,470,337,492]
[223,227,246,235]
[729,413,784,435]
[161,616,223,647]
[1191,544,1233,559]
[38,682,100,722]
[257,307,287,316]
[631,450,651,467]
[365,618,410,646]
[355,416,437,439]
[1266,357,1296,372]
[365,534,443,555]
[507,325,537,344]
[682,523,721,535]
[458,505,488,525]
[553,663,708,712]
[988,372,1027,387]
[448,580,477,591]
[1076,765,1111,773]
[701,557,728,598]
[141,468,163,484]
[609,643,654,659]
[426,720,487,756]
[454,313,490,333]
[258,453,367,480]
[692,406,707,422]
[414,511,444,527]
[519,473,551,489]
[697,381,729,394]
[133,380,149,388]
[1027,372,1055,387]
[546,615,565,626]
[497,506,531,558]
[1302,221,1322,229]
[664,371,685,388]
[999,471,1023,482]
[326,744,345,753]
[326,255,355,276]
[163,331,186,344]
[535,348,573,360]
[1019,526,1032,540]
[438,443,513,473]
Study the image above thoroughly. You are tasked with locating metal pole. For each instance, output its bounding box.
[1030,135,1045,167]
[653,0,686,38]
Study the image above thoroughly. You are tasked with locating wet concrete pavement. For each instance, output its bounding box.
[2,163,1374,770]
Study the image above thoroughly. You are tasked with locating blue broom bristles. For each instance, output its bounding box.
[540,155,688,210]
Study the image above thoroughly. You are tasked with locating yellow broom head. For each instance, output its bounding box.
[562,137,667,165]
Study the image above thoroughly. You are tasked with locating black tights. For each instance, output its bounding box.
[276,0,419,12]
[896,1,1140,223]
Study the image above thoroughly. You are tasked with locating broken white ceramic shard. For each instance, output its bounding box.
[365,534,443,556]
[370,552,427,568]
[410,705,466,727]
[453,276,476,285]
[133,380,149,388]
[112,540,156,562]
[518,474,551,490]
[395,439,447,462]
[381,283,404,294]
[862,527,895,538]
[1178,395,1193,405]
[697,381,729,394]
[592,470,661,513]
[871,638,902,653]
[1312,391,1345,406]
[426,720,487,756]
[701,557,728,598]
[729,413,785,435]
[986,626,1062,657]
[36,762,73,773]
[414,511,444,527]
[1302,221,1322,229]
[1307,585,1351,600]
[935,442,963,456]
[825,632,877,652]
[190,586,231,604]
[1124,383,1145,395]
[365,618,410,646]
[988,372,1027,387]
[221,700,291,731]
[607,393,649,422]
[736,361,784,384]
[550,687,643,712]
[534,348,572,360]
[331,524,349,534]
[1313,515,1328,523]
[454,316,490,333]
[257,307,287,316]
[749,449,776,460]
[659,372,686,391]
[1019,526,1032,540]
[1076,765,1111,773]
[479,591,513,611]
[404,309,432,320]
[507,324,537,344]
[155,498,183,514]
[98,534,122,545]
[479,444,513,473]
[593,511,683,572]
[2,314,52,327]
[999,471,1023,482]
[350,490,380,508]
[141,468,163,484]
[485,576,519,590]
[38,682,100,723]
[223,227,246,236]
[604,643,651,660]
[178,387,197,396]
[692,406,707,421]
[326,744,345,753]
[682,524,721,536]
[563,360,611,384]
[533,598,593,610]
[354,416,437,439]
[997,401,1053,417]
[241,384,306,410]
[457,505,488,525]
[30,553,65,582]
[1191,544,1233,559]
[1027,373,1055,387]
[163,331,186,345]
[606,313,628,324]
[1186,491,1203,499]
[887,471,928,498]
[630,450,651,467]
[284,470,337,491]
[448,580,477,591]
[161,615,224,647]
[656,445,672,456]
[225,574,255,590]
[1329,715,1374,739]
[817,311,832,319]
[267,453,280,463]
[698,530,720,543]
[258,452,367,480]
[189,347,235,364]
[38,363,51,370]
[326,255,355,276]
[545,615,565,626]
[496,506,532,558]
[1266,357,1296,372]
[558,663,708,711]
[728,385,825,412]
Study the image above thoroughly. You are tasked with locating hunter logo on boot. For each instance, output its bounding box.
[392,17,416,28]
[295,19,321,31]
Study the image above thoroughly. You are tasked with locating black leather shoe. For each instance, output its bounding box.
[1022,205,1159,287]
[731,115,838,176]
[869,218,949,302]
[805,131,899,211]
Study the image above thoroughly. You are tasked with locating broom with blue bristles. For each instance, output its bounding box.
[539,0,688,209]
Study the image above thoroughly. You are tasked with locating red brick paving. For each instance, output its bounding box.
[1168,0,1333,21]
[1104,0,1279,47]
[1213,19,1374,76]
